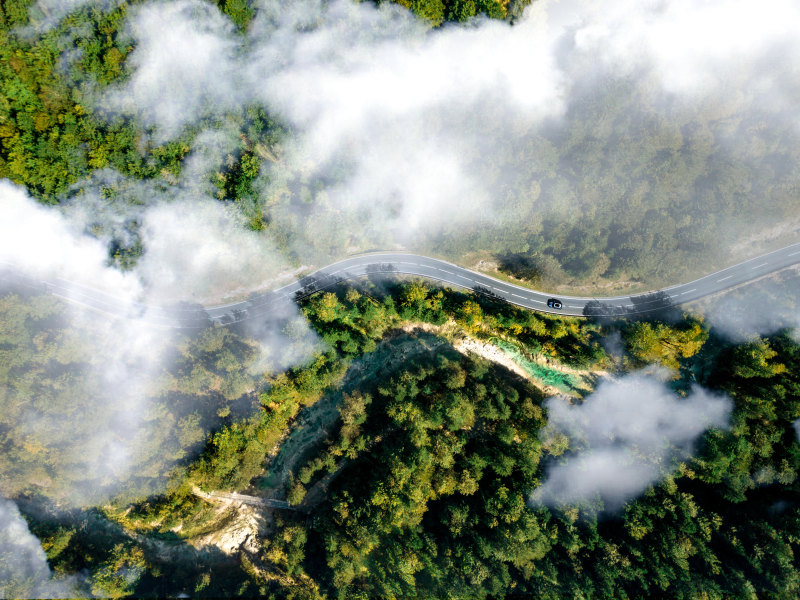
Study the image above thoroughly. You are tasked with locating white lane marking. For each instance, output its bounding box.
[660,243,800,292]
[568,305,582,308]
[681,289,697,295]
[670,295,679,298]
[510,293,525,298]
[751,263,768,270]
[717,275,733,282]
[26,245,800,326]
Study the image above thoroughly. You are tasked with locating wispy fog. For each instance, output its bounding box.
[21,0,118,33]
[694,267,800,342]
[4,0,800,567]
[0,175,317,506]
[103,0,243,140]
[89,0,800,282]
[532,371,731,509]
[0,497,83,598]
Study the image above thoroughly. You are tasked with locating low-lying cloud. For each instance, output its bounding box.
[532,371,731,509]
[0,180,141,299]
[0,497,84,598]
[84,0,800,283]
[0,173,318,506]
[137,198,291,302]
[103,0,243,140]
[695,267,800,342]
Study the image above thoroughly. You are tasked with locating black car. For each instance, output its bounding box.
[547,298,563,309]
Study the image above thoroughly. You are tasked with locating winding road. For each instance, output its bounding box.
[2,243,800,327]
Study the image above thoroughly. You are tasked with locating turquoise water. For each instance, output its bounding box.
[490,338,580,393]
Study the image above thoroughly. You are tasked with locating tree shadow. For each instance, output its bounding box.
[16,494,262,598]
[294,272,348,301]
[164,301,214,330]
[583,290,679,322]
[493,252,542,283]
[364,261,399,288]
[471,284,514,312]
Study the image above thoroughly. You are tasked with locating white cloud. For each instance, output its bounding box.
[0,181,173,505]
[137,198,290,302]
[97,0,800,279]
[0,497,84,598]
[0,176,317,505]
[566,0,800,97]
[532,371,731,509]
[241,0,567,245]
[0,180,141,300]
[104,0,244,140]
[250,0,565,154]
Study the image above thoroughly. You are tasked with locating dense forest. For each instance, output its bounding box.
[0,288,289,504]
[2,0,799,289]
[3,0,800,598]
[265,328,800,600]
[4,276,800,598]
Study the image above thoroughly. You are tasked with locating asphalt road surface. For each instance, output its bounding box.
[2,242,800,328]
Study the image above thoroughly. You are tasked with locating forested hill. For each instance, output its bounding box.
[3,0,799,289]
[0,0,514,197]
[7,277,800,598]
[3,0,800,598]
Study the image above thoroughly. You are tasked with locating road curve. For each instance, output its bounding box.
[2,243,800,328]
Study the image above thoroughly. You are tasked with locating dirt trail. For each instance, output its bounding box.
[184,487,276,555]
[182,326,605,554]
[193,487,295,510]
